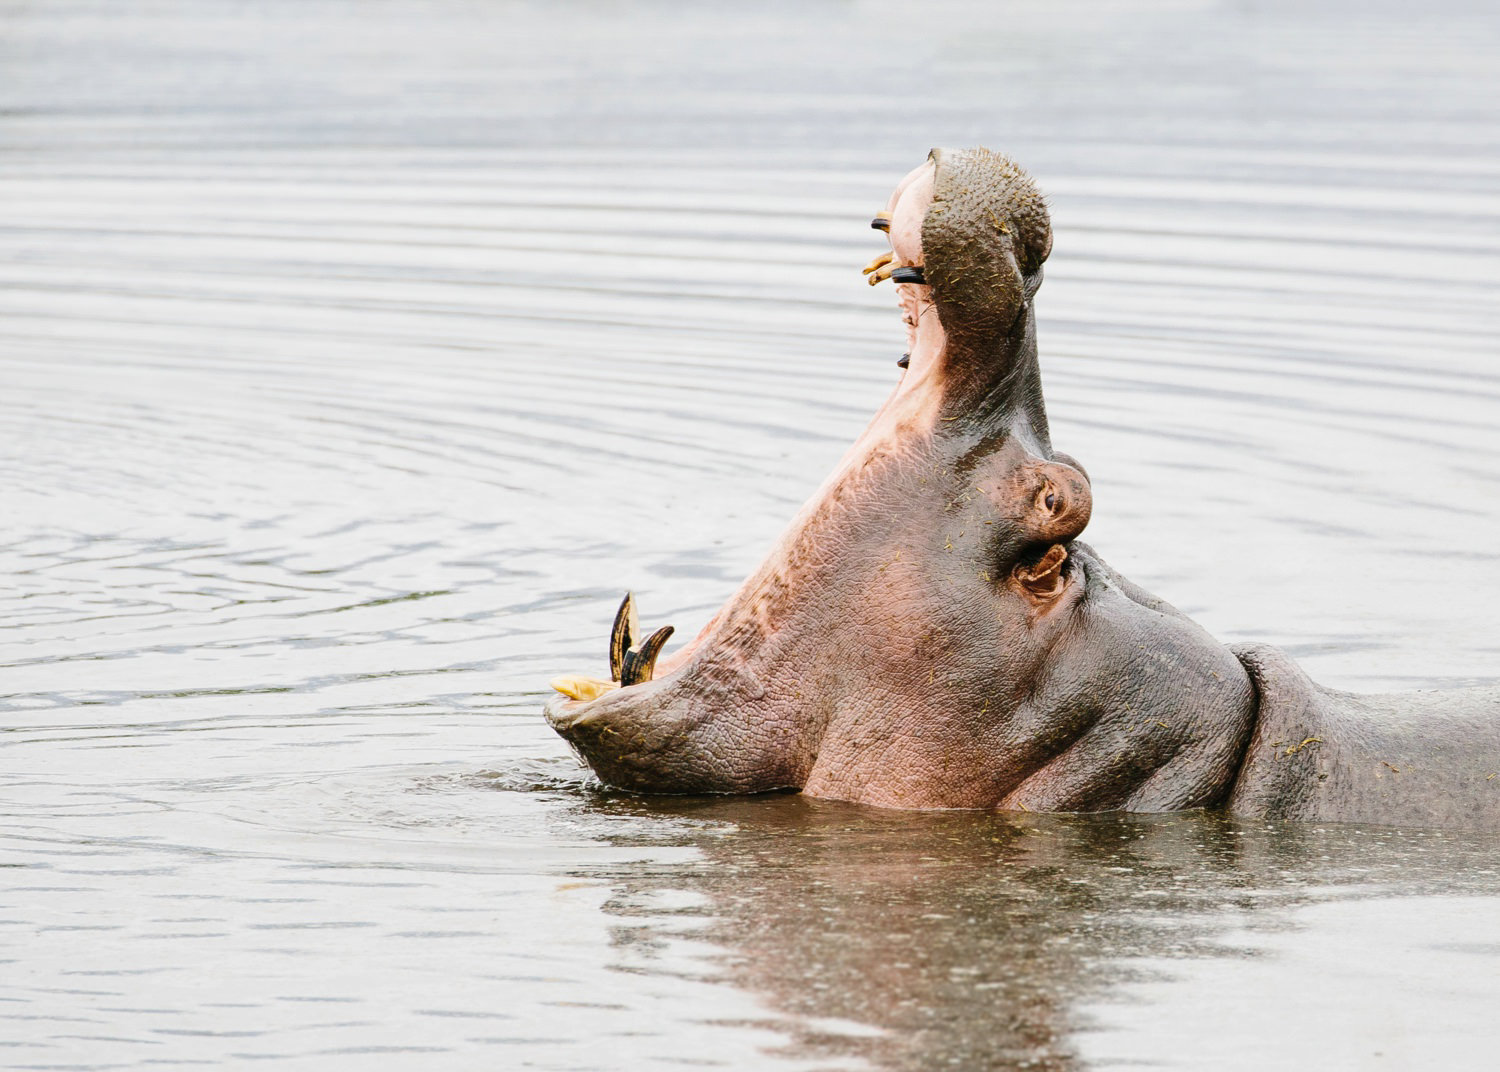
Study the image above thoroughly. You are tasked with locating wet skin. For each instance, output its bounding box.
[546,149,1500,829]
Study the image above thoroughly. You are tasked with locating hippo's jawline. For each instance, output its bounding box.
[544,148,1500,831]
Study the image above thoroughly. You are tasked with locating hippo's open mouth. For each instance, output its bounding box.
[545,149,1254,811]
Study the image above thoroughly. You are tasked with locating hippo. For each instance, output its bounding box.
[546,148,1500,830]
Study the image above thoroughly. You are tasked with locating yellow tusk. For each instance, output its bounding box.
[862,251,894,276]
[867,262,897,286]
[549,675,619,702]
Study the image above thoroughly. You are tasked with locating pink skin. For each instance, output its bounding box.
[649,162,946,684]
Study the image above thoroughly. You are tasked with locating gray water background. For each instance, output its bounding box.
[3,1,1500,1068]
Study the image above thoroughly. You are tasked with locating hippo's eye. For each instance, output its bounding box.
[1045,492,1056,510]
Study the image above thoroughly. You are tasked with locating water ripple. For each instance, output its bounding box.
[4,1,1500,1069]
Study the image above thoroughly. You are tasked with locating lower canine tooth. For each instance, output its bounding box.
[550,675,619,702]
[620,625,674,687]
[608,592,638,683]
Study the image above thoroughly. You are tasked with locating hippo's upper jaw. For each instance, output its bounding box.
[547,149,1256,811]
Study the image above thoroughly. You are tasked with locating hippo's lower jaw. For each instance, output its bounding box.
[544,147,1500,827]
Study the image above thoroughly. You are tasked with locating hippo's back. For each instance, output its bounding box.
[1228,645,1500,830]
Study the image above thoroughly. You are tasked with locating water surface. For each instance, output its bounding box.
[3,1,1500,1068]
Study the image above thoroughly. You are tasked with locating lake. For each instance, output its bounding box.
[3,1,1499,1068]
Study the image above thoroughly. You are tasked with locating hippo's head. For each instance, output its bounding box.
[546,149,1254,811]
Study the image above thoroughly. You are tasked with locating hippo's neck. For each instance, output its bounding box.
[661,315,1053,730]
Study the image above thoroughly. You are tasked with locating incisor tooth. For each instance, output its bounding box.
[550,675,619,702]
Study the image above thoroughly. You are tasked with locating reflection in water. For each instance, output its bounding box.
[583,796,1500,1070]
[3,0,1499,1067]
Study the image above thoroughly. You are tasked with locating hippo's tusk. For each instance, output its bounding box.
[862,251,894,277]
[867,262,896,286]
[550,675,619,702]
[890,265,926,285]
[621,625,674,687]
[870,211,891,231]
[609,592,638,683]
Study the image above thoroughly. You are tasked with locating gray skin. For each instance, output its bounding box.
[546,148,1500,830]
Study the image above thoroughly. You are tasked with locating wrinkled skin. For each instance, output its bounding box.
[546,148,1500,829]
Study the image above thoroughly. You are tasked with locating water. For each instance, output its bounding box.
[3,0,1499,1067]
